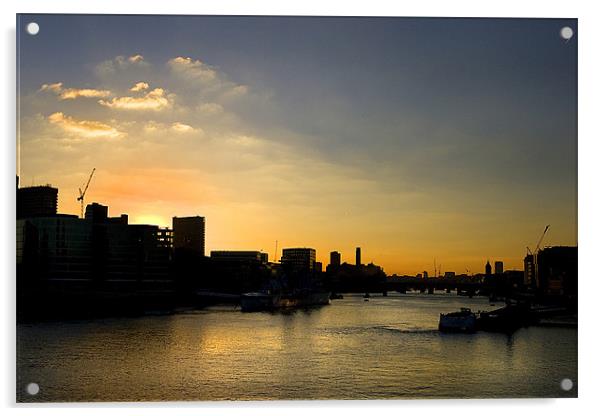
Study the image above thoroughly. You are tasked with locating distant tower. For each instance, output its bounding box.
[423,271,429,279]
[494,261,504,275]
[485,260,492,276]
[356,247,362,266]
[330,251,341,268]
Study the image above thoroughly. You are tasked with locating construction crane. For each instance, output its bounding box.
[534,225,550,253]
[532,225,550,288]
[77,168,96,218]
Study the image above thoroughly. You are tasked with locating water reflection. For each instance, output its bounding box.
[17,294,577,401]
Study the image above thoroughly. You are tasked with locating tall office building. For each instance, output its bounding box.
[172,216,205,255]
[330,251,341,268]
[356,247,362,266]
[281,248,316,272]
[494,261,504,275]
[17,185,58,219]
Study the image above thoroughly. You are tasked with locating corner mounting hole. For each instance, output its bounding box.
[26,382,40,395]
[26,22,40,36]
[560,26,574,41]
[560,378,573,391]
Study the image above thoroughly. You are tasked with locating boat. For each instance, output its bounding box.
[477,304,532,333]
[438,308,477,333]
[240,290,330,312]
[240,292,280,312]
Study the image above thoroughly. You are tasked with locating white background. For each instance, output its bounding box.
[1,0,601,414]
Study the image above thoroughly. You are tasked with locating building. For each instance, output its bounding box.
[157,228,173,249]
[315,261,323,273]
[210,251,268,264]
[524,254,535,287]
[17,185,58,219]
[85,202,108,223]
[423,271,429,279]
[281,248,316,273]
[444,271,456,278]
[535,246,577,296]
[330,251,341,268]
[17,214,174,284]
[494,261,504,275]
[356,247,362,266]
[172,216,205,255]
[485,260,492,276]
[17,215,92,281]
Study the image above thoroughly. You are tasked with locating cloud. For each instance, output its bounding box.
[167,56,249,100]
[167,56,217,84]
[39,82,63,93]
[171,122,195,133]
[95,54,149,77]
[98,88,174,111]
[130,82,149,92]
[47,112,124,139]
[197,102,224,115]
[128,54,144,64]
[143,121,201,134]
[39,82,111,100]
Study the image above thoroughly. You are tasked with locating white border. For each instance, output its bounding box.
[2,1,601,415]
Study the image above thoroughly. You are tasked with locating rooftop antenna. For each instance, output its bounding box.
[77,168,96,218]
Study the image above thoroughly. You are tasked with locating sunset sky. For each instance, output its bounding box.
[17,15,577,275]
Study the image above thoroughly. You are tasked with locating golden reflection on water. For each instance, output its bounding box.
[17,294,577,401]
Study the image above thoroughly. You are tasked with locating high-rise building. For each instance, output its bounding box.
[485,260,492,276]
[524,254,535,287]
[423,271,429,279]
[330,251,341,268]
[17,185,58,219]
[494,261,504,275]
[281,248,316,272]
[356,247,362,266]
[172,216,205,255]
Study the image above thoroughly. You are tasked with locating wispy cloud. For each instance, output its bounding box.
[98,88,174,111]
[39,82,111,100]
[171,122,196,133]
[95,54,150,77]
[167,57,217,84]
[143,121,200,135]
[47,112,124,139]
[167,56,249,100]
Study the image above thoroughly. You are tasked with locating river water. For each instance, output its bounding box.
[17,293,577,401]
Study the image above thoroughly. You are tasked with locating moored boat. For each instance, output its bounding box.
[439,307,477,333]
[240,290,330,312]
[240,292,280,312]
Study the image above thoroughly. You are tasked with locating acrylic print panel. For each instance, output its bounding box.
[16,14,577,402]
